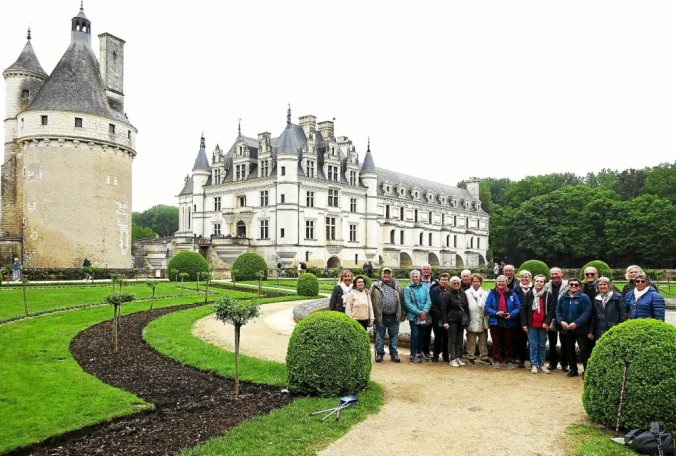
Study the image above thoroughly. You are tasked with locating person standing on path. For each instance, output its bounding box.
[465,273,490,365]
[329,269,353,313]
[345,275,374,330]
[418,263,438,359]
[557,278,592,378]
[521,275,555,374]
[441,276,469,367]
[485,275,521,369]
[12,257,22,281]
[83,258,92,282]
[429,273,452,362]
[544,267,569,372]
[403,270,431,363]
[370,267,405,363]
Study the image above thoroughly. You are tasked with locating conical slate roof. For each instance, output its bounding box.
[360,146,376,174]
[3,35,47,78]
[26,39,127,123]
[192,136,210,172]
[275,123,306,155]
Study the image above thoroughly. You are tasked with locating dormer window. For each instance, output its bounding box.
[439,195,447,205]
[426,192,434,203]
[451,198,458,207]
[21,89,30,99]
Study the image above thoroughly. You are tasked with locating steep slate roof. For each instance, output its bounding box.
[3,35,47,78]
[178,175,194,196]
[192,136,210,172]
[360,147,376,173]
[274,123,306,155]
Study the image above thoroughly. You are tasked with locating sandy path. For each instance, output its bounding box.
[193,302,587,455]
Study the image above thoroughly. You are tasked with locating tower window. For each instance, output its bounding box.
[281,166,286,176]
[21,89,29,99]
[128,130,131,139]
[75,117,83,127]
[41,115,48,126]
[109,124,115,134]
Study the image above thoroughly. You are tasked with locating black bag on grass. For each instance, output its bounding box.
[624,422,675,456]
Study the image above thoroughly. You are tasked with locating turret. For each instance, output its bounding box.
[360,139,379,254]
[71,3,92,45]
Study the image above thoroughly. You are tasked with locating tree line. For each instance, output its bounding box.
[132,205,179,241]
[460,162,675,268]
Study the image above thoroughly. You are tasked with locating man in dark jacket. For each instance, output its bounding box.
[556,278,592,377]
[582,266,598,352]
[418,263,439,358]
[370,267,404,363]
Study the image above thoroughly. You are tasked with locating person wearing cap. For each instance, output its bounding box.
[370,267,405,363]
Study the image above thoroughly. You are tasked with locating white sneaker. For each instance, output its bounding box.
[493,362,501,369]
[531,366,538,374]
[450,359,460,367]
[457,358,466,366]
[539,366,551,374]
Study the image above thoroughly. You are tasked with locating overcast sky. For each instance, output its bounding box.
[2,1,675,212]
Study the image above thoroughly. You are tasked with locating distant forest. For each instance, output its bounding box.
[459,161,675,268]
[132,162,675,269]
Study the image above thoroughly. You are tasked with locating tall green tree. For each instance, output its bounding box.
[613,168,646,200]
[641,162,676,204]
[132,223,157,242]
[503,173,582,208]
[136,205,179,236]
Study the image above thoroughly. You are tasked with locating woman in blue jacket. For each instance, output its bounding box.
[624,273,665,321]
[403,269,432,363]
[556,278,592,378]
[484,275,521,369]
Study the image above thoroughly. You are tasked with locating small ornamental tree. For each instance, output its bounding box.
[21,276,30,316]
[170,268,179,284]
[583,319,676,431]
[296,273,319,296]
[517,259,550,280]
[287,311,371,396]
[110,273,120,292]
[231,252,268,281]
[213,296,261,395]
[579,260,612,280]
[104,292,135,353]
[178,272,189,284]
[167,251,209,281]
[146,280,158,310]
[200,271,212,304]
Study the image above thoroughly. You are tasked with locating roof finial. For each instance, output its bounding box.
[200,131,205,148]
[238,118,241,137]
[367,136,371,152]
[27,25,31,40]
[287,103,291,128]
[80,0,84,11]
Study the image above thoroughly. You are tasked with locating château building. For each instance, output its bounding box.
[1,6,136,268]
[176,109,489,270]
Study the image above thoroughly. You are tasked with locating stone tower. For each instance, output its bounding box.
[1,5,137,268]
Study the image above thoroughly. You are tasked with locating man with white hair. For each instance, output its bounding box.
[460,269,472,292]
[544,267,568,371]
[503,264,517,290]
[418,263,438,359]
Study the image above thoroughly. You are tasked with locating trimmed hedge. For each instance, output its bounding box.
[297,273,319,296]
[582,319,676,431]
[517,260,550,280]
[167,252,209,281]
[579,260,612,280]
[286,311,371,396]
[232,252,268,281]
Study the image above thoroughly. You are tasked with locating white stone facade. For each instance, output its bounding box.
[178,113,489,270]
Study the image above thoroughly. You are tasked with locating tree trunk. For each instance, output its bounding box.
[204,282,209,304]
[22,285,28,316]
[113,305,119,353]
[234,325,241,395]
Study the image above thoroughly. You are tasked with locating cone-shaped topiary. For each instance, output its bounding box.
[517,260,550,280]
[297,273,319,296]
[582,319,676,431]
[167,252,209,281]
[232,252,268,281]
[287,311,371,396]
[578,260,612,280]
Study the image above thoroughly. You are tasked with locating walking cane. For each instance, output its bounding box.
[615,362,628,432]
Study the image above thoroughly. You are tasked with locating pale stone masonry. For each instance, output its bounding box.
[1,6,137,268]
[176,109,489,270]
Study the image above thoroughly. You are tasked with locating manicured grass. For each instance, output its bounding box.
[0,282,257,322]
[563,423,636,456]
[143,301,384,456]
[232,278,338,294]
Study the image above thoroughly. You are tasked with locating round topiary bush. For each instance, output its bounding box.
[232,252,268,281]
[517,259,550,280]
[286,311,371,396]
[297,273,319,296]
[582,319,676,431]
[578,260,612,280]
[166,252,209,281]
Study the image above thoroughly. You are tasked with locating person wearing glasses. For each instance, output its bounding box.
[329,269,353,313]
[556,278,592,378]
[370,267,405,363]
[345,275,374,330]
[441,276,470,367]
[512,270,533,368]
[485,275,521,369]
[403,270,432,363]
[621,265,644,298]
[544,267,569,372]
[592,277,626,340]
[521,274,556,374]
[624,273,665,321]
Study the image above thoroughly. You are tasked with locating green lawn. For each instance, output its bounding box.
[0,282,258,322]
[563,423,636,456]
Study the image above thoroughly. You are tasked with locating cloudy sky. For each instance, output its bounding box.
[2,1,675,212]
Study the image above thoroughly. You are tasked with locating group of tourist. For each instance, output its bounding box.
[329,263,666,376]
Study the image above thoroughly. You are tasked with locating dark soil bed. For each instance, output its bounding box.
[12,304,292,455]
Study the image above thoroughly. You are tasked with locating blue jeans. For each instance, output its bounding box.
[409,320,421,357]
[375,314,400,357]
[528,327,547,367]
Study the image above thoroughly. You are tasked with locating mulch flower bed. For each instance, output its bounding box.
[12,304,292,455]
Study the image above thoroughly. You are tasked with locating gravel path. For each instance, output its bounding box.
[194,302,588,455]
